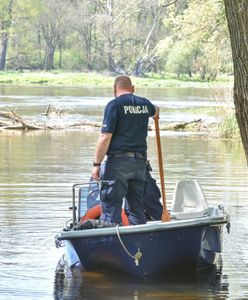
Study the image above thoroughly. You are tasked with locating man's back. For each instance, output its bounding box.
[102,93,155,156]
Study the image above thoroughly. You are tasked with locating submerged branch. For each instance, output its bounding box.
[0,110,43,130]
[0,109,206,133]
[0,109,102,131]
[158,119,202,131]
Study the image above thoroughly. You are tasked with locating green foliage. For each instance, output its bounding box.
[0,0,233,78]
[160,0,231,79]
[165,41,199,77]
[218,113,240,139]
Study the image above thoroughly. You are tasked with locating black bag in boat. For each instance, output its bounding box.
[75,219,118,230]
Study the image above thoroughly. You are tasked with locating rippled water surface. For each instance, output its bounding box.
[0,86,248,300]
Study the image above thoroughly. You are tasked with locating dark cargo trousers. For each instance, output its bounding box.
[100,156,147,225]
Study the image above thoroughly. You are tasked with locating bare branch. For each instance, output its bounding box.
[162,0,178,8]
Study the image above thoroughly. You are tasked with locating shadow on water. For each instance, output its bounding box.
[53,262,229,300]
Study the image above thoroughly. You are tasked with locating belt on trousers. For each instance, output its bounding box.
[107,152,146,160]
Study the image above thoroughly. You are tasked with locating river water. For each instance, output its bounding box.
[0,85,248,300]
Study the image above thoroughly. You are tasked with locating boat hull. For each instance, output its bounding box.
[59,219,226,277]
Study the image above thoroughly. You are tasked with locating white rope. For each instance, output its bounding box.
[115,225,143,266]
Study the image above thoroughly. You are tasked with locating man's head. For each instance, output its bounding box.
[114,75,134,97]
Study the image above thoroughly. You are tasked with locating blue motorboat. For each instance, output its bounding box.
[56,179,230,278]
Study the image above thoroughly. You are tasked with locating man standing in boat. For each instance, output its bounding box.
[92,75,159,225]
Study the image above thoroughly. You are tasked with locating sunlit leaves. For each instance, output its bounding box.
[0,0,234,76]
[160,0,232,79]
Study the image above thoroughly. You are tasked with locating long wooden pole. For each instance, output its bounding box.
[154,116,170,222]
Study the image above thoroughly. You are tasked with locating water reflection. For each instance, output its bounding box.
[53,264,228,300]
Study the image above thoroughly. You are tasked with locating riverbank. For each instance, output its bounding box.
[0,71,239,139]
[0,71,232,88]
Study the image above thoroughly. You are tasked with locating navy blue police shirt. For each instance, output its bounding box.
[101,93,156,156]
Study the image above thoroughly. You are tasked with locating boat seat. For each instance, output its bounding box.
[170,179,209,219]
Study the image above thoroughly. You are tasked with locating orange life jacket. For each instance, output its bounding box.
[81,204,129,226]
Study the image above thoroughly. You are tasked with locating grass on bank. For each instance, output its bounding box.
[218,113,240,139]
[0,71,114,87]
[0,70,232,88]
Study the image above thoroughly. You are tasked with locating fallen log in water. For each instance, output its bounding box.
[0,110,44,130]
[70,121,102,128]
[10,111,44,129]
[0,109,204,132]
[0,120,12,127]
[0,109,102,130]
[158,119,202,131]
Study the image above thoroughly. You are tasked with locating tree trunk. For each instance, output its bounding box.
[0,33,8,70]
[0,0,14,70]
[58,47,62,69]
[44,46,55,70]
[224,0,248,163]
[133,59,146,77]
